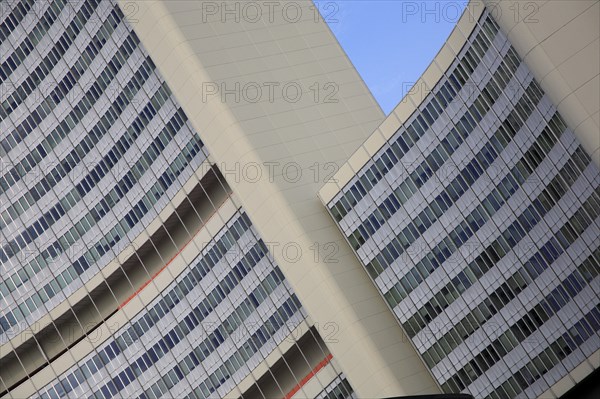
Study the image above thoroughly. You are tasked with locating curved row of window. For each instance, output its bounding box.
[37,212,268,398]
[484,306,600,398]
[0,33,153,265]
[0,54,157,233]
[364,82,551,291]
[138,294,303,399]
[424,197,599,373]
[49,264,294,399]
[441,247,599,394]
[0,0,36,43]
[403,154,597,342]
[1,26,144,199]
[78,247,295,399]
[1,0,67,82]
[346,48,525,251]
[0,80,178,269]
[384,138,581,322]
[420,198,600,369]
[0,130,205,336]
[385,142,591,319]
[0,61,166,301]
[0,0,107,125]
[328,14,501,222]
[1,7,136,194]
[1,94,188,294]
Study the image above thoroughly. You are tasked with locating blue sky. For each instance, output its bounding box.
[321,1,467,114]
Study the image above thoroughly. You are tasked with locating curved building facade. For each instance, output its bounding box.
[320,4,599,399]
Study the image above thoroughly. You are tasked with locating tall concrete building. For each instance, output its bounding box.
[0,1,598,399]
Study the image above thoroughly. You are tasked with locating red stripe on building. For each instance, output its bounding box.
[118,194,230,309]
[283,353,333,399]
[117,234,192,309]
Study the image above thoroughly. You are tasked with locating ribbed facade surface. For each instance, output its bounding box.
[324,10,600,399]
[0,0,206,337]
[0,1,353,398]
